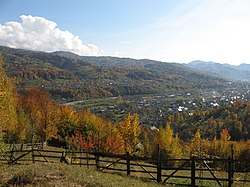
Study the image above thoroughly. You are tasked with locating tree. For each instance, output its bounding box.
[171,133,183,159]
[0,55,18,142]
[154,124,173,151]
[118,113,141,154]
[21,88,59,142]
[57,105,80,145]
[190,129,202,156]
[67,132,97,151]
[153,124,182,161]
[15,106,30,142]
[220,128,231,142]
[140,128,153,157]
[218,129,231,158]
[105,131,124,154]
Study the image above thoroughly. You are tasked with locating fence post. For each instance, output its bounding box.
[231,144,234,183]
[228,144,234,187]
[31,121,35,163]
[70,150,73,165]
[10,147,14,164]
[60,151,65,163]
[32,148,35,163]
[95,152,100,171]
[191,156,196,187]
[95,131,100,170]
[157,144,162,183]
[126,152,131,176]
[228,157,233,187]
[80,149,82,167]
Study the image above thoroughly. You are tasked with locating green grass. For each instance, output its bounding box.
[1,146,249,186]
[0,162,167,187]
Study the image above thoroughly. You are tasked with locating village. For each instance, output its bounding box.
[68,81,250,127]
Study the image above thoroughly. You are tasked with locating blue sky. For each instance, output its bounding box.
[1,0,250,65]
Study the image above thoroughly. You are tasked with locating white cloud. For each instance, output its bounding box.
[0,15,101,55]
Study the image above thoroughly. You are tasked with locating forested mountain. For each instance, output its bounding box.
[0,46,226,101]
[185,60,250,81]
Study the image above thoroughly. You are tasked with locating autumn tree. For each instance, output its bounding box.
[105,131,124,154]
[201,129,232,158]
[21,88,59,143]
[0,55,18,143]
[66,110,101,151]
[57,105,80,145]
[154,125,173,151]
[153,124,183,161]
[233,140,250,159]
[65,110,124,154]
[190,129,202,156]
[118,113,141,154]
[140,127,153,157]
[74,110,104,151]
[15,106,30,142]
[67,132,98,151]
[218,128,231,158]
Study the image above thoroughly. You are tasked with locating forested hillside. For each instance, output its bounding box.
[0,46,227,101]
[166,100,250,140]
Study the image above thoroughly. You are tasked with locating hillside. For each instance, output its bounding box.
[167,100,250,141]
[185,60,250,81]
[1,46,227,101]
[0,163,164,187]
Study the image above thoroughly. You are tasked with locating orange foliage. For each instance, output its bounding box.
[21,88,59,141]
[105,134,124,154]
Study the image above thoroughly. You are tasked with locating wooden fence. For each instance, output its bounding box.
[0,147,249,187]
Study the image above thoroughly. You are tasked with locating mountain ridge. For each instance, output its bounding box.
[185,60,250,81]
[0,45,227,101]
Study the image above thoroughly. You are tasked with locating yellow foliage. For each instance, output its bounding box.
[118,113,141,154]
[154,124,182,159]
[190,129,202,156]
[0,55,18,133]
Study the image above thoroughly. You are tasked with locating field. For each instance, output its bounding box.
[0,162,167,187]
[1,161,249,187]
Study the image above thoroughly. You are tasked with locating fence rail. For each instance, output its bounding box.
[0,147,249,187]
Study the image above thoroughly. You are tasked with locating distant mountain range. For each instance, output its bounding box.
[0,46,227,101]
[185,60,250,81]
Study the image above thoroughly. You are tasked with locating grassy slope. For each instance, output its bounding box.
[0,163,166,187]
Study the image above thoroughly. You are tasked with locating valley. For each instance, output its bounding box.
[65,82,250,129]
[1,45,250,141]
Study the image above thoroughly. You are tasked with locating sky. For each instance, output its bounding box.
[0,0,250,65]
